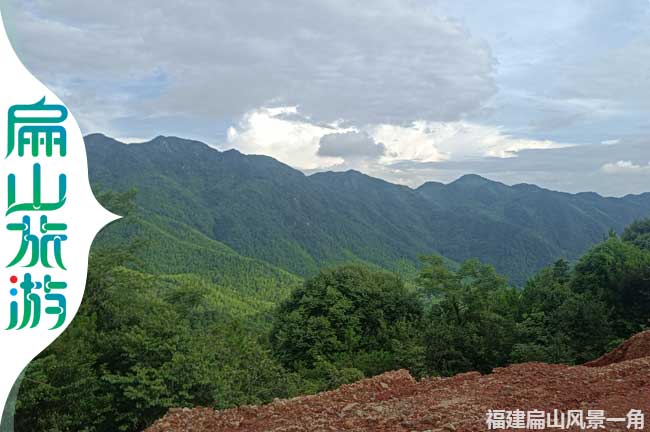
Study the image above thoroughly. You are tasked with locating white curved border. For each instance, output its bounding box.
[0,8,119,428]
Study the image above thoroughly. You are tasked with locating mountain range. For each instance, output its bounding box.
[86,133,650,286]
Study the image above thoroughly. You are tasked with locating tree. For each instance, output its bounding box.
[419,257,520,375]
[571,236,650,335]
[514,262,613,364]
[270,265,423,389]
[622,218,650,251]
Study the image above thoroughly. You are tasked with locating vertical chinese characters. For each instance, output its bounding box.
[5,98,69,330]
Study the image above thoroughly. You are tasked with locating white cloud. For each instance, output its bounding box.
[224,106,571,184]
[373,121,568,163]
[225,107,349,170]
[601,160,650,174]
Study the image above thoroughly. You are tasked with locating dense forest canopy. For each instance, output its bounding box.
[13,189,650,431]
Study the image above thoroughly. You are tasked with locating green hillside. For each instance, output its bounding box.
[86,134,650,285]
[94,214,300,304]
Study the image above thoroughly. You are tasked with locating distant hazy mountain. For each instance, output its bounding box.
[86,134,650,284]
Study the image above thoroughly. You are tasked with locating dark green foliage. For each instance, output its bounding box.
[269,228,650,383]
[16,265,299,432]
[513,262,613,364]
[16,264,300,431]
[417,222,650,373]
[419,257,520,375]
[270,265,424,389]
[571,234,650,335]
[622,218,650,251]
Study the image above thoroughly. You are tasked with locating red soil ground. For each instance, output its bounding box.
[584,331,650,367]
[146,332,650,432]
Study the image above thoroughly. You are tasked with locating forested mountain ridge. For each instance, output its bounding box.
[86,133,650,284]
[16,135,650,431]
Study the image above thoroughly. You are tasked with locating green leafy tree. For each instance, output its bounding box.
[571,236,650,335]
[419,257,520,375]
[514,261,613,363]
[622,218,650,251]
[271,265,423,389]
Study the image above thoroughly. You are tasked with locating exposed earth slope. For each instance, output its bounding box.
[147,332,650,432]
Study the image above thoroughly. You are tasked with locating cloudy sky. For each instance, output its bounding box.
[3,0,650,196]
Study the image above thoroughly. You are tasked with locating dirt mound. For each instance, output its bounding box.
[147,337,650,432]
[584,330,650,367]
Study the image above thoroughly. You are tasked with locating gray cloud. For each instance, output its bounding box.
[318,131,386,159]
[4,0,495,135]
[3,1,650,196]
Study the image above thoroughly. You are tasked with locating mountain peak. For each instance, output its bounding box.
[310,169,406,191]
[84,133,127,148]
[447,174,520,195]
[85,132,111,140]
[148,135,206,146]
[451,174,493,185]
[310,169,370,181]
[138,135,215,156]
[416,180,445,191]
